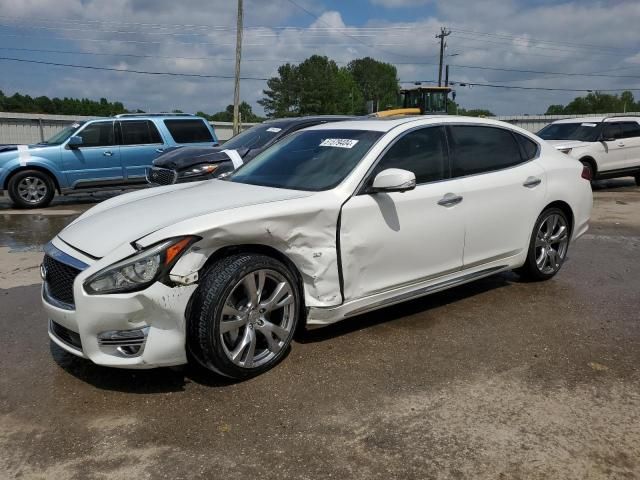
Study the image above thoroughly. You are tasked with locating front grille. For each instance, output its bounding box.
[146,167,177,186]
[50,320,83,350]
[43,255,81,307]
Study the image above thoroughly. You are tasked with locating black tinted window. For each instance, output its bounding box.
[373,127,447,184]
[164,119,214,143]
[77,122,115,147]
[120,120,162,145]
[621,122,640,138]
[602,123,623,140]
[515,133,538,160]
[449,125,522,177]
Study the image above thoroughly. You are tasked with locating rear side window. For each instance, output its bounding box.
[621,122,640,138]
[77,122,115,147]
[448,125,523,177]
[602,123,624,140]
[120,120,162,145]
[164,119,214,143]
[514,133,538,160]
[373,126,448,184]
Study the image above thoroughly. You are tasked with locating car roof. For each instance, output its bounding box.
[263,115,355,127]
[305,115,517,132]
[552,116,640,124]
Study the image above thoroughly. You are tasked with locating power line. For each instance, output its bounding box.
[0,56,268,80]
[450,63,640,80]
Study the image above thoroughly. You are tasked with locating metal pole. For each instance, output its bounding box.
[445,65,449,87]
[232,0,244,136]
[436,27,451,87]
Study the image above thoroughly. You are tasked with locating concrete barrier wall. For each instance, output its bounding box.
[3,111,640,144]
[0,112,257,144]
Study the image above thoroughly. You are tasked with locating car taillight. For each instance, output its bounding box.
[581,165,592,181]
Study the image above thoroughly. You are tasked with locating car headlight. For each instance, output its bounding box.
[178,163,219,178]
[558,147,572,155]
[84,236,199,294]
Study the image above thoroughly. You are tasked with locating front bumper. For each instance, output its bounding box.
[43,240,197,369]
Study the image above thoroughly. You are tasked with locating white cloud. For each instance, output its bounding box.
[0,0,639,116]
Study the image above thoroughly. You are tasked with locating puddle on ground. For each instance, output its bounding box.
[0,213,79,252]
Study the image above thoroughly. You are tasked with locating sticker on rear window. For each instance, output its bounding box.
[319,138,359,149]
[266,127,282,133]
[581,123,597,127]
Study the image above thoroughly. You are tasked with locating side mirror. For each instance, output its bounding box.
[67,136,83,148]
[369,168,416,193]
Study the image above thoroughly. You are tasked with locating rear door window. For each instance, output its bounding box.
[514,133,539,160]
[602,123,624,140]
[620,122,640,138]
[373,126,448,184]
[164,119,214,143]
[76,121,115,147]
[120,120,162,145]
[448,125,523,177]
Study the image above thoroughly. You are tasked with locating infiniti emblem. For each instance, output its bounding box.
[40,263,47,281]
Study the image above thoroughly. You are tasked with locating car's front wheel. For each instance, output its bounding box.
[516,207,570,281]
[7,169,55,209]
[188,254,300,379]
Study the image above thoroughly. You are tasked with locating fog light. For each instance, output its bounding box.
[98,327,149,357]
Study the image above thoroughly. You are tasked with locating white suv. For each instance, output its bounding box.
[538,116,640,185]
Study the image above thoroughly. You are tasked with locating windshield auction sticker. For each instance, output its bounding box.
[319,138,359,149]
[581,123,597,127]
[266,127,282,133]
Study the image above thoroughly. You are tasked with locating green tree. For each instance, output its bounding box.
[259,55,363,117]
[545,91,640,115]
[347,57,398,113]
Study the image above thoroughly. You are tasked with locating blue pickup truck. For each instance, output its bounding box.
[0,113,218,208]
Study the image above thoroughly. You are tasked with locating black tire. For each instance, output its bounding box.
[516,207,570,281]
[7,169,55,209]
[188,254,301,379]
[635,174,640,187]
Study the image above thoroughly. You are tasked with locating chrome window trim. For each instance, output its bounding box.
[43,242,89,271]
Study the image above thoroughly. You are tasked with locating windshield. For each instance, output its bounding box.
[537,122,601,142]
[40,122,85,145]
[230,129,383,191]
[223,124,286,150]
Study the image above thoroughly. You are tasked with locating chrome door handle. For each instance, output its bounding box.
[523,176,542,188]
[103,151,113,157]
[617,142,625,147]
[155,148,165,153]
[438,193,463,207]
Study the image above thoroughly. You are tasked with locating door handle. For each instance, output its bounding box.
[103,151,113,157]
[155,148,165,153]
[617,142,625,147]
[523,176,542,188]
[437,193,463,207]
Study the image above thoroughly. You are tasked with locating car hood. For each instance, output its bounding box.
[546,140,591,149]
[153,147,250,170]
[59,180,312,258]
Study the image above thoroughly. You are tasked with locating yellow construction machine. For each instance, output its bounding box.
[372,85,452,118]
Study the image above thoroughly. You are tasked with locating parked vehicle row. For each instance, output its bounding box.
[538,116,640,184]
[42,115,592,379]
[0,114,217,208]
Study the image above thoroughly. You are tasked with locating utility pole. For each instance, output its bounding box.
[436,27,451,87]
[232,0,244,136]
[445,65,449,87]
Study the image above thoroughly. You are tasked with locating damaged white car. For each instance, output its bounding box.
[42,116,592,379]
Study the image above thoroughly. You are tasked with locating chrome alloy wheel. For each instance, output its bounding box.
[535,213,569,275]
[219,269,296,369]
[17,176,48,204]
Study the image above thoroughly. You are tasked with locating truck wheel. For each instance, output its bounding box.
[188,254,300,379]
[7,170,55,209]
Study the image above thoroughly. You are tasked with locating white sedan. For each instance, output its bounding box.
[42,116,592,379]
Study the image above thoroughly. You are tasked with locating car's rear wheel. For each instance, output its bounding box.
[7,169,55,208]
[516,208,570,281]
[188,254,300,379]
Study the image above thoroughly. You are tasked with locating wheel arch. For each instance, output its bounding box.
[542,200,574,237]
[198,244,308,321]
[4,165,62,194]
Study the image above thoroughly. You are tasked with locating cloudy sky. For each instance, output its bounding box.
[0,0,639,116]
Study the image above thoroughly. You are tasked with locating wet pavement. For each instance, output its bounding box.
[1,181,639,479]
